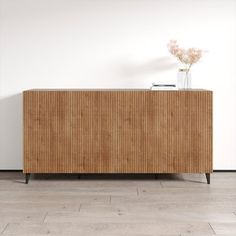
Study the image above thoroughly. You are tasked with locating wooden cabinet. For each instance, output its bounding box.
[23,89,212,183]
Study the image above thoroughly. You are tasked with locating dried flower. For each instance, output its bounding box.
[167,40,202,70]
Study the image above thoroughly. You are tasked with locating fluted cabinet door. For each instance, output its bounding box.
[23,90,212,174]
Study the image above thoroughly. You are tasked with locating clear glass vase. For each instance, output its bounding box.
[177,69,191,89]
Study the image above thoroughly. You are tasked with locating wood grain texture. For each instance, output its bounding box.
[23,90,212,174]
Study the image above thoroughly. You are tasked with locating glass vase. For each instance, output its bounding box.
[177,69,192,89]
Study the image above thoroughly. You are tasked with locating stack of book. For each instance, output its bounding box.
[150,83,177,90]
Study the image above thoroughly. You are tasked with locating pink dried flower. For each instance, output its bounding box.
[167,40,203,70]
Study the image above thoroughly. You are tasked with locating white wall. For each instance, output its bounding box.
[0,0,236,169]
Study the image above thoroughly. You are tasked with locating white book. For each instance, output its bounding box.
[150,83,177,90]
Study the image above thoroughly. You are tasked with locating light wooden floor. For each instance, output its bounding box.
[0,172,236,236]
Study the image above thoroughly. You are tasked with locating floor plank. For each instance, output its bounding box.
[2,222,213,235]
[210,222,236,235]
[0,224,8,235]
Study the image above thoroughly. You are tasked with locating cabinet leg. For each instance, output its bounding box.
[77,174,81,179]
[205,173,210,184]
[25,173,30,184]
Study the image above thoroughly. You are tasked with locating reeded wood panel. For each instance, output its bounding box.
[23,90,212,174]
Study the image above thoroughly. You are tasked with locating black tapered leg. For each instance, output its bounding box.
[154,174,158,179]
[77,174,81,179]
[205,173,210,184]
[25,173,30,184]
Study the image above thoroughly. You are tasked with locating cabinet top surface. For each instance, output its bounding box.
[24,88,212,92]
